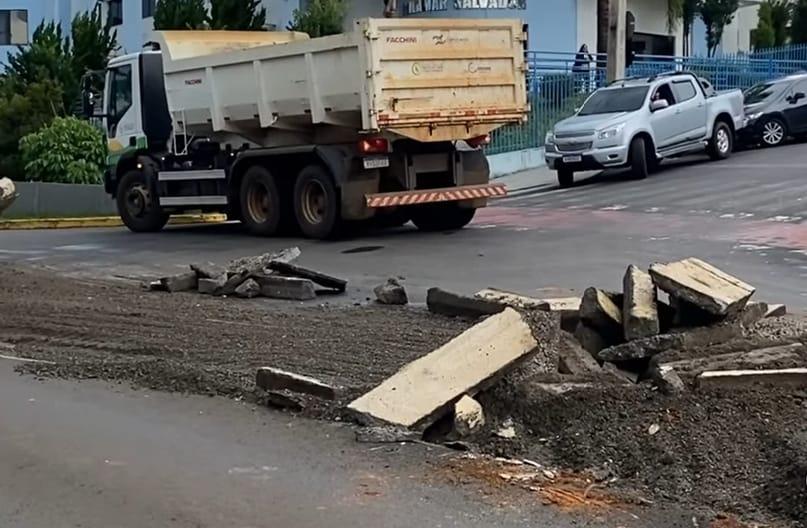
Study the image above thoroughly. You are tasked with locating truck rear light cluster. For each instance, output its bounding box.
[358,137,389,154]
[466,134,491,148]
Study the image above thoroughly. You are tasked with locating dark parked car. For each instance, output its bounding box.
[741,73,807,147]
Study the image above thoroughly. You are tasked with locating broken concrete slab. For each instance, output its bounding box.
[374,278,408,305]
[267,261,347,292]
[669,296,721,327]
[197,274,228,295]
[347,307,538,429]
[534,381,598,395]
[235,278,261,299]
[252,274,316,301]
[159,271,198,293]
[697,368,807,390]
[355,426,422,444]
[226,247,301,274]
[558,334,601,375]
[474,288,547,310]
[190,263,225,280]
[453,395,485,437]
[263,390,304,411]
[649,258,755,316]
[623,265,660,340]
[602,362,640,384]
[653,343,805,376]
[143,279,167,292]
[214,270,250,296]
[653,365,686,395]
[736,301,768,328]
[256,367,340,399]
[427,287,504,319]
[573,322,608,356]
[765,304,787,318]
[579,287,622,338]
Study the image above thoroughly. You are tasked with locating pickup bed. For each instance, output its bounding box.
[544,72,745,187]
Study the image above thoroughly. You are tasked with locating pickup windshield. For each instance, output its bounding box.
[743,81,788,105]
[578,86,649,116]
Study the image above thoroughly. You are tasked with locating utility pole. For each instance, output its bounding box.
[606,0,626,83]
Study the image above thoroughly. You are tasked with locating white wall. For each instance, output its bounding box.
[576,0,596,50]
[720,3,758,53]
[628,0,683,55]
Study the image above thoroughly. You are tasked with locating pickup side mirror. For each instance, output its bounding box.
[650,99,670,112]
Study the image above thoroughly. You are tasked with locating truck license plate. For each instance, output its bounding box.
[363,157,389,169]
[562,155,582,163]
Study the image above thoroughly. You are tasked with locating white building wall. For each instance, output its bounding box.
[720,3,758,53]
[627,0,683,55]
[576,0,596,50]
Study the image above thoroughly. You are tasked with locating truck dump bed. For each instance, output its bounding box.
[154,18,528,144]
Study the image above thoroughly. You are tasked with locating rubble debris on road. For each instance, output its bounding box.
[255,367,341,400]
[649,257,755,316]
[474,288,547,309]
[149,248,346,301]
[651,343,806,378]
[453,395,485,437]
[374,278,408,305]
[427,287,504,319]
[579,288,622,340]
[347,307,538,428]
[355,425,422,444]
[622,265,659,340]
[766,304,787,317]
[557,334,601,375]
[0,177,17,214]
[652,365,687,395]
[697,367,807,389]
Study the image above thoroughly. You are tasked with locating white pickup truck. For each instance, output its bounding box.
[544,72,745,187]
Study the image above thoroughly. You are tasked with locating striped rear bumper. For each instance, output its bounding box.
[365,183,507,208]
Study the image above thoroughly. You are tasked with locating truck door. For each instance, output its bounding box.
[105,57,143,158]
[671,78,707,142]
[648,82,678,148]
[783,79,807,134]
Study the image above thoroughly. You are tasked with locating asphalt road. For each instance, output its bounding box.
[2,142,807,308]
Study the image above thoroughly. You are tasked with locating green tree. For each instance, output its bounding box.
[209,0,267,30]
[71,5,119,99]
[20,116,107,184]
[699,0,739,56]
[792,0,807,43]
[287,0,346,37]
[153,0,208,30]
[770,0,791,46]
[753,1,776,49]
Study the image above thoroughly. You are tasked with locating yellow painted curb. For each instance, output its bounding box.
[0,214,228,230]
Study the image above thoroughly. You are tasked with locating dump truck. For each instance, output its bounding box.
[94,18,528,238]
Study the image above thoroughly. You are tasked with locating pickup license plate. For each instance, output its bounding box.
[363,157,389,170]
[562,155,582,163]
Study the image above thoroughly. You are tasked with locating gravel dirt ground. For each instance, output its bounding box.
[0,264,469,416]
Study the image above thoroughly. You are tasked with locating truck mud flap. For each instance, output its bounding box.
[365,183,506,208]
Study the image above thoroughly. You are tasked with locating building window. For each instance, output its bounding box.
[0,9,28,45]
[143,0,156,18]
[108,0,123,26]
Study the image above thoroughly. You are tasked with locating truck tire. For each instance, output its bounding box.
[240,165,282,236]
[116,170,169,233]
[629,137,649,180]
[410,203,476,231]
[293,164,340,239]
[557,168,574,188]
[708,120,733,160]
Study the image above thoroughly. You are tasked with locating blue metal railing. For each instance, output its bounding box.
[486,48,807,155]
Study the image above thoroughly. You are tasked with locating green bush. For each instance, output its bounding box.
[287,0,346,37]
[19,116,106,184]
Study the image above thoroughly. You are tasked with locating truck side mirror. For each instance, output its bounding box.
[650,99,669,112]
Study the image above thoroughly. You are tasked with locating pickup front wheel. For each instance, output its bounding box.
[708,121,733,160]
[629,137,649,180]
[557,168,574,188]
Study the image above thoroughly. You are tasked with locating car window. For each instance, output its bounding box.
[672,80,697,103]
[651,83,676,106]
[743,80,788,104]
[107,64,132,136]
[577,86,649,116]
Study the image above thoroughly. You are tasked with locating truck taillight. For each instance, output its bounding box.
[466,134,491,148]
[358,137,389,154]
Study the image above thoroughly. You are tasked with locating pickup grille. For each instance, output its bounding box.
[556,141,592,152]
[555,130,594,139]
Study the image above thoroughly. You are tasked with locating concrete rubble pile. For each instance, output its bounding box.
[145,247,347,301]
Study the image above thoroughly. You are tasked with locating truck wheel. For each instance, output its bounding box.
[629,137,649,179]
[240,165,282,236]
[116,170,169,233]
[708,121,733,160]
[293,165,340,239]
[557,168,574,188]
[410,203,476,231]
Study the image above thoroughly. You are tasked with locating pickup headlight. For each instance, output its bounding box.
[597,123,625,140]
[544,131,555,144]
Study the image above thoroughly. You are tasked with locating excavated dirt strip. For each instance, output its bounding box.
[0,265,470,415]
